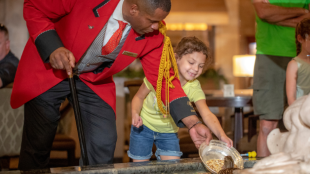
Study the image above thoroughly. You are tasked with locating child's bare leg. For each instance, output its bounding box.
[133,159,150,162]
[160,155,180,160]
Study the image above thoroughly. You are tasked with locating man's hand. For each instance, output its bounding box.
[132,113,143,128]
[189,123,213,149]
[49,47,75,75]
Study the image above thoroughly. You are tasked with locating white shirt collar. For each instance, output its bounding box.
[112,0,130,25]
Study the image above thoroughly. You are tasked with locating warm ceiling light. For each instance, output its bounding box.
[166,23,208,31]
[167,23,184,30]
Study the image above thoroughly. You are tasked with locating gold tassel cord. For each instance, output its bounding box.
[156,21,179,116]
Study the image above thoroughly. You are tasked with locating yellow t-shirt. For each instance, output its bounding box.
[140,78,206,133]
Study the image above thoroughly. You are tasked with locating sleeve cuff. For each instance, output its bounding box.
[35,29,64,63]
[170,97,197,128]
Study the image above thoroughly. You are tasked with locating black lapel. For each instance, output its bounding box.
[135,35,145,41]
[93,0,111,17]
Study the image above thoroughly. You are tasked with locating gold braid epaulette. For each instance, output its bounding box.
[156,21,179,116]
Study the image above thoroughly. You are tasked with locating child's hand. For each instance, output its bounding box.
[219,135,233,148]
[132,113,143,128]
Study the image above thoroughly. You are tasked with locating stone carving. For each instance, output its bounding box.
[238,94,310,174]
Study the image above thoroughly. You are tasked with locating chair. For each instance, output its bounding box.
[0,84,23,170]
[51,134,76,166]
[0,83,76,170]
[230,110,259,142]
[247,114,259,142]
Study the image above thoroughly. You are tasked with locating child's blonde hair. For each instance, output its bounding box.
[296,18,310,55]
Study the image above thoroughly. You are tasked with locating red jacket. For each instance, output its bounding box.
[11,0,188,117]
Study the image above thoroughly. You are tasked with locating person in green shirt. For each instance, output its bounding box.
[252,0,310,157]
[128,37,232,162]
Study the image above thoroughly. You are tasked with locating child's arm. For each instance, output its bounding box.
[195,99,233,147]
[131,82,151,128]
[286,60,298,105]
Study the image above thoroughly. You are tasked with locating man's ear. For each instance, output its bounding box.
[129,4,139,16]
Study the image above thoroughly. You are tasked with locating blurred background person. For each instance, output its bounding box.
[286,18,310,106]
[0,23,19,88]
[252,0,310,157]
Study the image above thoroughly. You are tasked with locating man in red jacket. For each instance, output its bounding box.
[13,0,212,170]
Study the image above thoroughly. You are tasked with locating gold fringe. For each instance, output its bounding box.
[156,21,179,115]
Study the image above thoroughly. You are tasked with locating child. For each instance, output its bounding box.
[286,18,310,106]
[127,37,232,162]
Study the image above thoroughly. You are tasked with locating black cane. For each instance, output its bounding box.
[68,73,89,166]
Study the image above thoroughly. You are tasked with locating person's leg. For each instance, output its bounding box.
[127,125,154,162]
[253,55,291,158]
[18,80,70,170]
[160,155,180,160]
[68,77,117,165]
[154,132,182,160]
[257,119,278,157]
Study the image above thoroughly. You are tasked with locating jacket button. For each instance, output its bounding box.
[87,64,90,67]
[88,25,94,29]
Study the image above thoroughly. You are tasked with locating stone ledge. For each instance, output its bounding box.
[0,158,257,174]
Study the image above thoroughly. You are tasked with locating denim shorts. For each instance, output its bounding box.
[127,125,183,160]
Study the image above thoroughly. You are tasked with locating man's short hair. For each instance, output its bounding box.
[138,0,171,14]
[0,23,9,40]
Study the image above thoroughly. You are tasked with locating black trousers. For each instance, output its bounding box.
[18,77,117,170]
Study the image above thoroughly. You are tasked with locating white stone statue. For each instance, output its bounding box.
[237,94,310,174]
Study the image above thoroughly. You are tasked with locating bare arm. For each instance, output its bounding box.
[195,100,224,137]
[195,99,232,147]
[131,83,150,128]
[253,0,308,24]
[275,13,310,27]
[286,60,298,105]
[274,17,300,27]
[181,115,200,128]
